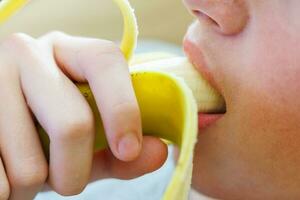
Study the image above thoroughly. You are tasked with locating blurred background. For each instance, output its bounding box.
[0,1,199,199]
[0,0,193,45]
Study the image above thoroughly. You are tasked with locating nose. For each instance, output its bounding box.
[183,0,249,35]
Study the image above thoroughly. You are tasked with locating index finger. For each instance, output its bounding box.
[42,32,142,162]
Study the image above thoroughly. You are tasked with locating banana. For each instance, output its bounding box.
[0,0,225,199]
[0,0,27,24]
[130,55,226,113]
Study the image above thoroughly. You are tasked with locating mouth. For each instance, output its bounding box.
[198,113,224,129]
[183,39,226,130]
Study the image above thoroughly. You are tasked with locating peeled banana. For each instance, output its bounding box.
[0,0,224,199]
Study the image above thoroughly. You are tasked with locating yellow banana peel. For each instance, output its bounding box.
[0,0,225,199]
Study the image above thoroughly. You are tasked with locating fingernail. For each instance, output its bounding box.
[118,133,141,161]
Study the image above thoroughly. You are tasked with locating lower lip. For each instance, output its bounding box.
[198,113,224,129]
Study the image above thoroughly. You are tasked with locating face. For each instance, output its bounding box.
[183,0,300,199]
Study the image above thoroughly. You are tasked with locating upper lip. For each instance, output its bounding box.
[183,38,222,95]
[183,38,226,114]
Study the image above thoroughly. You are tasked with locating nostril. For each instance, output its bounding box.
[188,0,249,35]
[192,10,219,27]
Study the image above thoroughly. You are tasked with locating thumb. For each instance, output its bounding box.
[90,136,168,181]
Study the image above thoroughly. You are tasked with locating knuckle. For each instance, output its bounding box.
[77,39,124,68]
[0,33,36,68]
[88,39,121,55]
[52,113,94,141]
[1,33,35,52]
[96,40,121,54]
[113,101,140,116]
[41,31,68,43]
[0,33,43,71]
[112,101,141,129]
[10,164,48,189]
[0,180,10,200]
[44,31,66,38]
[4,32,28,43]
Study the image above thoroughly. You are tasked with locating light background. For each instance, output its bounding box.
[0,0,193,44]
[0,1,208,199]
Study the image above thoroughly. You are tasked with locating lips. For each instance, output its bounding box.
[183,39,221,92]
[183,39,226,129]
[198,113,223,129]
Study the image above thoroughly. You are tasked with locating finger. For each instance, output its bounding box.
[14,33,95,196]
[44,32,142,162]
[90,136,168,181]
[0,157,10,200]
[0,36,48,200]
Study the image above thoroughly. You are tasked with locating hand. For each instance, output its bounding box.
[0,32,167,200]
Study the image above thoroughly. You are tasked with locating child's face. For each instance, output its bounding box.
[183,0,300,198]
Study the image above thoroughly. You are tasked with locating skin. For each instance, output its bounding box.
[1,1,299,200]
[182,0,300,199]
[0,32,167,200]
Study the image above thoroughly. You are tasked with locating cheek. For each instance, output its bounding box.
[227,22,300,159]
[238,28,300,115]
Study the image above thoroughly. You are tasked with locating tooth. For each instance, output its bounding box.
[0,0,223,199]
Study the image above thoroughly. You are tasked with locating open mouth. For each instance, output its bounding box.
[197,85,226,130]
[183,38,227,129]
[197,89,226,130]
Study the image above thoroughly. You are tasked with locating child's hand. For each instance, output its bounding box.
[0,32,167,200]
